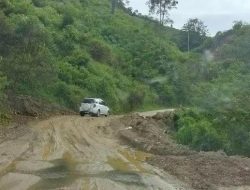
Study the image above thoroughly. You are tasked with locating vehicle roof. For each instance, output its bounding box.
[84,98,103,101]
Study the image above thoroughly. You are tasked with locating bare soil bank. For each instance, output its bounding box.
[115,112,250,190]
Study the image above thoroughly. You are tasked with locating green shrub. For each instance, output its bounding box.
[53,82,86,110]
[176,125,195,145]
[126,89,146,111]
[192,121,222,151]
[67,49,90,68]
[227,125,250,157]
[88,39,112,63]
[0,113,11,125]
[32,0,47,7]
[176,108,223,151]
[62,13,74,28]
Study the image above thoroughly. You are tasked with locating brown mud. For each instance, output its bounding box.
[0,111,249,190]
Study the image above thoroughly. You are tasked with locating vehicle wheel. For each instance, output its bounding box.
[80,112,85,117]
[96,110,100,117]
[105,111,110,117]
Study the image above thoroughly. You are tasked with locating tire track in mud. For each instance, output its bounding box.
[0,115,193,190]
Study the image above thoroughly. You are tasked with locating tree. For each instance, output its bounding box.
[233,21,243,31]
[111,0,116,14]
[111,0,128,14]
[147,0,178,25]
[183,18,208,36]
[182,18,208,51]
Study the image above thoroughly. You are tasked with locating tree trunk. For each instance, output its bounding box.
[111,0,116,14]
[159,0,162,24]
[162,5,166,25]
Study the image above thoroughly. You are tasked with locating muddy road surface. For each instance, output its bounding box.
[0,114,192,190]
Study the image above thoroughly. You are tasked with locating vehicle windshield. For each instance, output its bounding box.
[83,99,95,103]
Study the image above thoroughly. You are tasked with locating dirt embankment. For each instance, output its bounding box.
[0,95,75,144]
[114,112,250,190]
[8,95,75,117]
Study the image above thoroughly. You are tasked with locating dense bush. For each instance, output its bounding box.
[176,109,223,151]
[88,39,112,63]
[175,107,250,157]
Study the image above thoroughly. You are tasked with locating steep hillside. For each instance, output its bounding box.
[0,0,187,114]
[210,23,250,62]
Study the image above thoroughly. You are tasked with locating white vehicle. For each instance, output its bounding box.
[79,98,110,117]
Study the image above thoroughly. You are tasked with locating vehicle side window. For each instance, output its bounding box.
[83,99,94,103]
[100,101,106,105]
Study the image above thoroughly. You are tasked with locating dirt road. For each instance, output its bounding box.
[0,114,193,190]
[0,112,250,190]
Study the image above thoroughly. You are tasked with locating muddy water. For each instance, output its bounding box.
[0,116,192,190]
[26,149,150,189]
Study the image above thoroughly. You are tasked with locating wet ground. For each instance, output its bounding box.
[1,112,249,190]
[0,115,192,190]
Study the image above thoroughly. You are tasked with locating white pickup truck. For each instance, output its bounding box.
[79,98,110,117]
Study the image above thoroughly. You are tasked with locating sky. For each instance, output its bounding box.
[128,0,250,36]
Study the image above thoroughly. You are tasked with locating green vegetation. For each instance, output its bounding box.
[0,0,183,112]
[175,105,250,157]
[0,0,249,156]
[147,0,178,25]
[182,18,209,51]
[174,23,250,156]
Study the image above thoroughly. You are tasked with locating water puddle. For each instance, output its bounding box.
[28,152,78,189]
[0,161,17,177]
[28,162,145,189]
[118,149,151,172]
[6,149,152,189]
